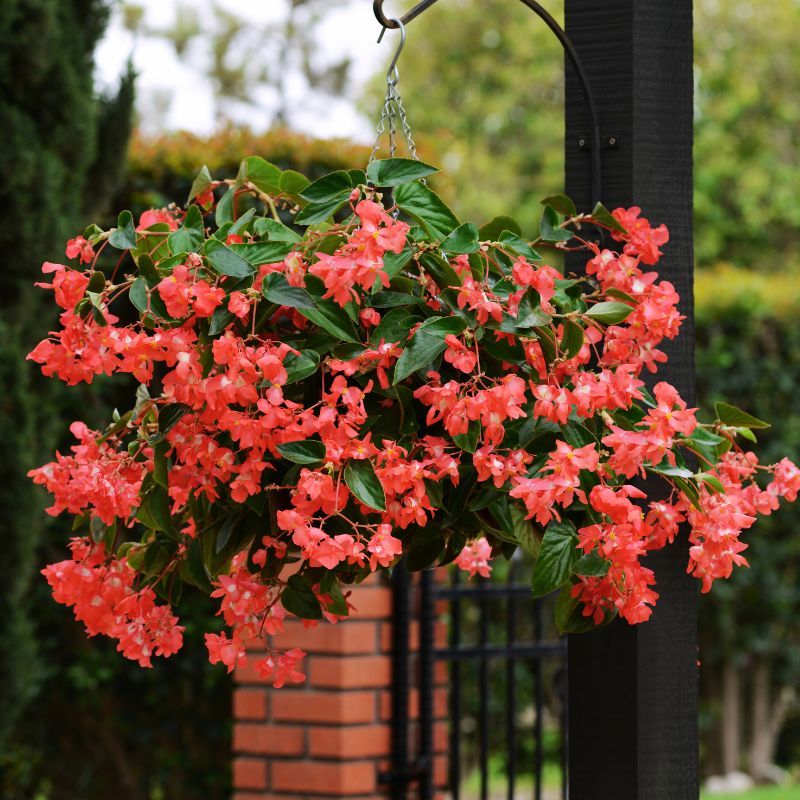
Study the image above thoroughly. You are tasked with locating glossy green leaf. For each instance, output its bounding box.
[394,181,460,239]
[366,157,438,187]
[279,169,311,197]
[498,230,542,261]
[715,401,770,429]
[229,241,293,266]
[109,210,137,250]
[344,459,387,512]
[585,301,633,325]
[284,349,321,384]
[515,287,552,328]
[369,308,420,345]
[573,551,611,577]
[369,291,422,308]
[531,520,579,598]
[158,403,190,434]
[453,420,481,453]
[215,187,235,226]
[560,319,585,359]
[539,205,573,243]
[254,217,301,243]
[479,215,522,240]
[276,439,326,465]
[298,299,361,344]
[263,273,315,308]
[168,204,205,254]
[188,165,213,202]
[282,573,323,620]
[294,191,351,225]
[205,239,256,278]
[541,194,577,217]
[301,171,354,203]
[590,201,628,234]
[442,222,481,254]
[239,155,281,194]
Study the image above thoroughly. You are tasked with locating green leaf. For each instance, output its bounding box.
[649,462,694,479]
[276,439,326,465]
[229,241,294,266]
[573,551,611,577]
[152,440,169,489]
[279,169,311,197]
[344,459,387,512]
[541,194,577,217]
[531,520,578,598]
[515,288,552,328]
[366,157,438,187]
[369,291,422,308]
[301,171,354,203]
[282,574,323,620]
[188,165,213,203]
[298,299,361,344]
[560,319,585,359]
[394,181,460,240]
[585,301,633,325]
[263,273,315,308]
[209,307,235,336]
[369,308,421,345]
[284,350,321,384]
[453,420,481,453]
[158,403,190,434]
[382,246,414,281]
[228,207,256,236]
[697,473,725,494]
[498,231,541,261]
[555,585,616,634]
[442,222,480,255]
[479,216,521,240]
[139,485,175,538]
[392,317,467,384]
[109,210,137,250]
[254,218,301,243]
[295,191,351,225]
[205,239,256,278]
[168,204,205,254]
[240,156,281,194]
[591,201,628,234]
[215,186,235,226]
[715,401,770,429]
[319,572,348,616]
[181,538,213,593]
[539,206,573,243]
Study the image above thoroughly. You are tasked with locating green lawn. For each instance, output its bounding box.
[701,786,798,800]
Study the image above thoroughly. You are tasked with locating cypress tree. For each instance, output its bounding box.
[0,0,134,752]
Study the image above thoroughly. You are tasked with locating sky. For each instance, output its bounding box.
[95,0,391,142]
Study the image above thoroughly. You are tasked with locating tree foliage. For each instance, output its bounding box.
[0,0,134,780]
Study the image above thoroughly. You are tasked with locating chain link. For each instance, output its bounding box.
[369,31,422,172]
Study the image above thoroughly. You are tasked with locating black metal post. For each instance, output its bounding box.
[564,2,698,799]
[389,561,411,800]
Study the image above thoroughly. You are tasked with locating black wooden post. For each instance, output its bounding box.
[564,2,698,799]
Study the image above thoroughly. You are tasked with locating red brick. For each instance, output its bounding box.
[311,655,391,689]
[308,723,391,758]
[347,585,392,618]
[234,688,267,721]
[433,754,448,788]
[434,721,448,752]
[233,723,306,756]
[271,620,379,654]
[233,757,267,791]
[379,620,418,652]
[233,794,269,800]
[272,690,376,724]
[272,760,377,795]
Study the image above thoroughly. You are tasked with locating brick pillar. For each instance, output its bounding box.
[233,574,393,800]
[232,570,450,800]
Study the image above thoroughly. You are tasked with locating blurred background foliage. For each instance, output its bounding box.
[2,0,799,797]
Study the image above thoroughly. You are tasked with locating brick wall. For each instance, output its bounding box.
[232,572,447,800]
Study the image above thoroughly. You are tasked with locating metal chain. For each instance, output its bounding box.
[369,25,421,169]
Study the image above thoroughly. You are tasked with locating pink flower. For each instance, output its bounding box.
[455,537,493,578]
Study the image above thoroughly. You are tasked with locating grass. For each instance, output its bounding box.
[700,786,799,800]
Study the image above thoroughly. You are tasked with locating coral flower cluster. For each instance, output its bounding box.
[28,157,798,680]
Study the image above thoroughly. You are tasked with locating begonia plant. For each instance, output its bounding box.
[28,156,800,685]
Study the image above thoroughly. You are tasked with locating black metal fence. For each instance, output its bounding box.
[384,556,568,799]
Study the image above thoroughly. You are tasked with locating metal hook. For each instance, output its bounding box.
[377,17,406,85]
